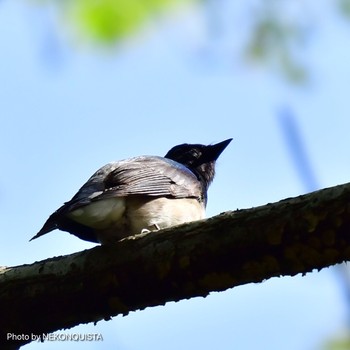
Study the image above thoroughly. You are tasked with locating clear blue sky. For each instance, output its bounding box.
[1,1,350,349]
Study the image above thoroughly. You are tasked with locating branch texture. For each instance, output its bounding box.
[2,182,350,348]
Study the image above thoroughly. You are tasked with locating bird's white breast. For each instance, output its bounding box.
[68,196,205,244]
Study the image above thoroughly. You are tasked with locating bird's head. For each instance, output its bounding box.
[165,138,232,187]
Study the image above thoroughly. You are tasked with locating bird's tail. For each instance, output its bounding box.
[30,215,58,241]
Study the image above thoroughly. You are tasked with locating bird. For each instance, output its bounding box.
[31,139,232,244]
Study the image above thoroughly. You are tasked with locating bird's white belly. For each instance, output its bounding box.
[127,197,205,232]
[68,196,205,244]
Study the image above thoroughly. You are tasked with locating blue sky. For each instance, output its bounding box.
[1,1,350,349]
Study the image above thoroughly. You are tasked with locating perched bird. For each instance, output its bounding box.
[31,139,232,244]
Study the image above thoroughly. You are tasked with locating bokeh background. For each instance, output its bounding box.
[2,0,350,349]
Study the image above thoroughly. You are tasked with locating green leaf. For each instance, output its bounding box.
[66,0,189,43]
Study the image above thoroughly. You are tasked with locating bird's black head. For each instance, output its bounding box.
[165,138,232,188]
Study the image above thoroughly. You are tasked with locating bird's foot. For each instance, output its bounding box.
[122,224,161,242]
[141,224,160,234]
[140,228,151,234]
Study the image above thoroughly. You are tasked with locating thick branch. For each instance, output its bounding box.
[2,182,350,348]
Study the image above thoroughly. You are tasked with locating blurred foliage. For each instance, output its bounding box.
[244,1,309,84]
[246,21,307,84]
[36,0,350,83]
[64,0,189,43]
[338,0,350,18]
[323,333,350,350]
[54,0,312,84]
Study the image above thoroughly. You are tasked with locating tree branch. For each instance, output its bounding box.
[2,182,350,349]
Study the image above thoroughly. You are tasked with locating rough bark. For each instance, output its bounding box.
[2,182,350,349]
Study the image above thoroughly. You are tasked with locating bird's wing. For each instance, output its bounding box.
[66,156,202,212]
[31,156,202,241]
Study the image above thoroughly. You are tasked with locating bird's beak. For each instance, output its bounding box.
[208,138,233,160]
